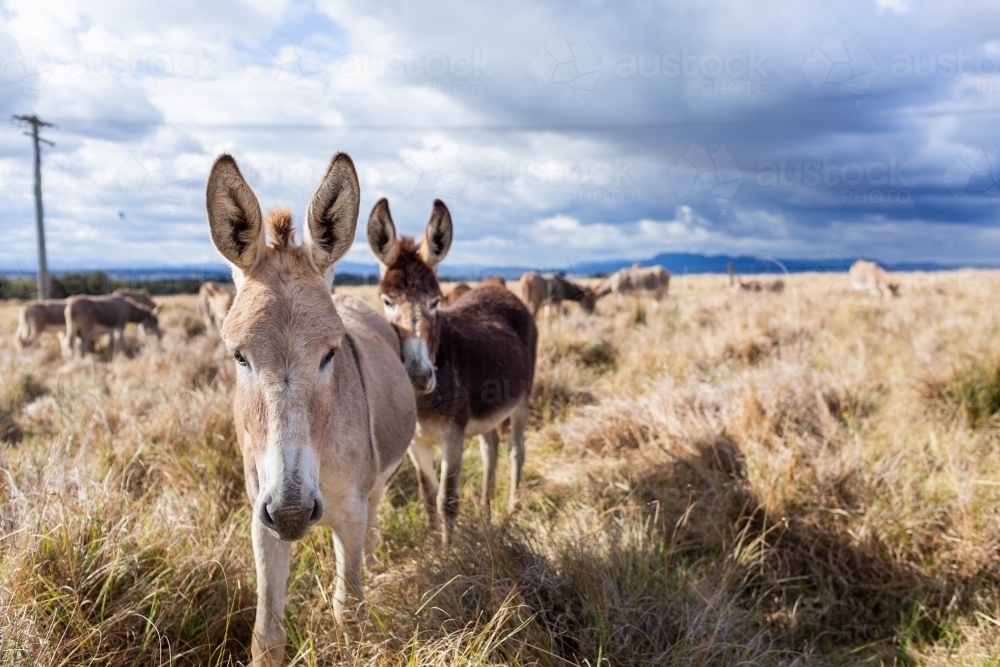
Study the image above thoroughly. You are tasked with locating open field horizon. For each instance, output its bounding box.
[3,270,1000,665]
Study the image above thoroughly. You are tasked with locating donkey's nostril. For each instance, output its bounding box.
[309,498,323,523]
[408,367,435,390]
[259,496,276,528]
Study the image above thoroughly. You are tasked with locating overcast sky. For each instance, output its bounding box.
[0,0,998,273]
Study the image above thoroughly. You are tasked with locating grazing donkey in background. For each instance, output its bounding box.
[479,275,506,289]
[727,262,785,293]
[16,299,68,347]
[206,153,416,666]
[112,287,158,310]
[850,259,900,298]
[442,282,472,306]
[63,295,160,358]
[594,264,670,303]
[520,271,597,318]
[368,198,537,544]
[734,278,785,293]
[197,280,236,333]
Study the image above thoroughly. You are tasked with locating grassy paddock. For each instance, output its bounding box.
[3,271,1000,665]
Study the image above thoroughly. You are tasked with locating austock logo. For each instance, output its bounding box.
[667,144,743,213]
[615,48,770,97]
[527,35,603,105]
[115,144,194,212]
[2,155,88,206]
[390,142,468,200]
[251,35,329,94]
[339,48,496,97]
[0,33,53,92]
[802,35,878,104]
[480,157,636,204]
[64,47,219,96]
[943,145,998,203]
[756,156,912,205]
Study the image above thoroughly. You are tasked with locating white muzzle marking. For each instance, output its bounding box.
[402,337,436,394]
[256,440,323,540]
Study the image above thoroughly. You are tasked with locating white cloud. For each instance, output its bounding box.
[875,0,909,13]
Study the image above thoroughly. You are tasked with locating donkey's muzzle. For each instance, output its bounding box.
[258,492,323,541]
[407,367,437,394]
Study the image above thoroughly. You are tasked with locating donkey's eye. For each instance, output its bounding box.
[233,349,249,368]
[429,297,441,311]
[320,347,337,370]
[381,295,394,310]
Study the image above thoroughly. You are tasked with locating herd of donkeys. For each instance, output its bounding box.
[12,242,671,363]
[11,149,901,665]
[16,288,162,356]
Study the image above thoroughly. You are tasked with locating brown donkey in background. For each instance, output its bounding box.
[368,198,537,544]
[63,295,160,358]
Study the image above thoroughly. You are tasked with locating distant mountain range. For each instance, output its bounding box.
[2,253,992,283]
[355,253,993,280]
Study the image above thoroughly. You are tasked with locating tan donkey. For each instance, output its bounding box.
[205,153,416,666]
[197,280,236,333]
[16,299,68,347]
[594,264,670,303]
[368,199,537,544]
[849,259,900,298]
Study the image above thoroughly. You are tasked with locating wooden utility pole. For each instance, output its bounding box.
[13,115,54,299]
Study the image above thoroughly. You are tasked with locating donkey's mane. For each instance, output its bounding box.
[381,236,441,294]
[267,207,295,248]
[397,236,418,254]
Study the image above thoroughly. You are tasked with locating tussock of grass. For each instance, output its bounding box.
[925,357,1000,427]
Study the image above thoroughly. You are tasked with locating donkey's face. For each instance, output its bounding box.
[368,198,453,395]
[140,312,162,339]
[207,152,360,542]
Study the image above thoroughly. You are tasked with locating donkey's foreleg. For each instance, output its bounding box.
[364,478,387,567]
[251,518,292,667]
[80,332,93,359]
[64,320,77,359]
[408,439,439,533]
[437,428,465,545]
[331,499,368,621]
[113,326,125,357]
[478,429,500,517]
[508,397,529,512]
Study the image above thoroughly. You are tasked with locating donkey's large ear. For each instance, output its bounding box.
[206,155,265,279]
[367,198,399,271]
[303,152,361,276]
[419,200,452,270]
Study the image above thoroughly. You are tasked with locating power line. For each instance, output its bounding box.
[12,115,55,300]
[41,105,1000,133]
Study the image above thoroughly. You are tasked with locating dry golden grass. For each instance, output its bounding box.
[3,271,1000,665]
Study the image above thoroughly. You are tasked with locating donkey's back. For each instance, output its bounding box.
[436,284,537,424]
[333,294,415,471]
[443,285,536,371]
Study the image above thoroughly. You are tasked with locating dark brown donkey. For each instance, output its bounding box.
[368,198,537,544]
